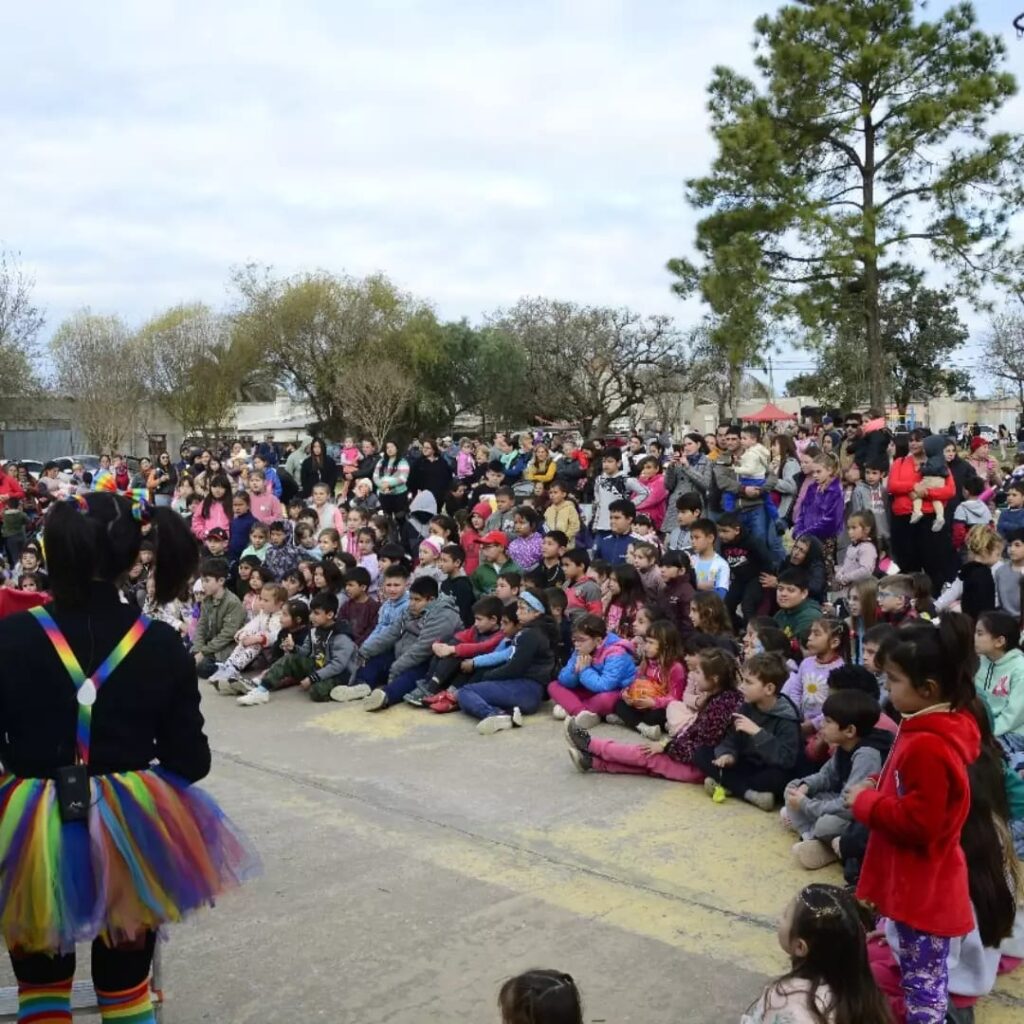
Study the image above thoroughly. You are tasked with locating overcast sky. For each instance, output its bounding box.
[2,1,1021,387]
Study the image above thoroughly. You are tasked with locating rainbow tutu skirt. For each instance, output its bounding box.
[0,767,260,953]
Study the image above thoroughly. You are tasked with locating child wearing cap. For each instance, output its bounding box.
[203,527,230,560]
[471,531,520,596]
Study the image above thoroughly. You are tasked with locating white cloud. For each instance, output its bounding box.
[0,0,1020,396]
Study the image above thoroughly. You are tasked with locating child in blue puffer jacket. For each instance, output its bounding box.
[547,614,635,727]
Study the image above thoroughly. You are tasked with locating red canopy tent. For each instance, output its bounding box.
[743,403,798,423]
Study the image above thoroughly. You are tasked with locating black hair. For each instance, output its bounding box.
[545,530,568,548]
[499,570,523,590]
[440,544,466,565]
[977,610,1020,652]
[741,424,761,441]
[1009,480,1024,496]
[472,595,504,620]
[316,560,344,594]
[199,473,233,522]
[777,567,810,591]
[750,884,891,1024]
[501,603,519,625]
[962,475,984,497]
[862,622,896,648]
[599,447,621,465]
[716,512,740,530]
[428,514,459,541]
[269,520,288,534]
[690,517,717,538]
[284,598,307,626]
[675,493,703,513]
[571,613,607,638]
[544,587,568,612]
[383,563,411,580]
[683,632,719,656]
[409,576,439,599]
[607,498,636,519]
[356,526,377,551]
[827,664,880,699]
[820,690,880,736]
[879,612,977,710]
[1005,528,1024,546]
[309,591,339,616]
[810,616,851,663]
[609,564,645,607]
[747,621,791,658]
[379,542,409,565]
[660,549,691,572]
[345,567,372,589]
[44,494,199,608]
[233,490,251,507]
[494,485,515,501]
[200,556,230,581]
[561,549,590,569]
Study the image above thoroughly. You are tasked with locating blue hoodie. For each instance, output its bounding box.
[557,633,636,693]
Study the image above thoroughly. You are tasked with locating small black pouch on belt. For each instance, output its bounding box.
[56,764,90,822]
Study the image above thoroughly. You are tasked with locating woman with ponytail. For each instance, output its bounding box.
[0,486,258,1024]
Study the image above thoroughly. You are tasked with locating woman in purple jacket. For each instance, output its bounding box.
[794,452,844,582]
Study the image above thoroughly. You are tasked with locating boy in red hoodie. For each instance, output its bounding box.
[847,616,979,1024]
[404,595,505,709]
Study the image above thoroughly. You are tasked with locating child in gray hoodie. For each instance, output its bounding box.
[693,651,802,811]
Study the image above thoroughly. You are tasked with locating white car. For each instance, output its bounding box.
[955,423,998,443]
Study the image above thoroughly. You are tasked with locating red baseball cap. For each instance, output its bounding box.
[480,530,508,548]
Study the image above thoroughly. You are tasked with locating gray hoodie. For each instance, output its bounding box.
[715,694,801,769]
[994,561,1023,617]
[361,593,463,682]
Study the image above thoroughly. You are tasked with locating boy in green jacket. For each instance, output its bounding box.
[194,557,246,679]
[773,568,822,650]
[470,531,520,596]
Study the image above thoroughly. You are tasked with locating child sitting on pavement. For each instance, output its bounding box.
[336,577,463,710]
[781,689,891,870]
[210,582,287,692]
[236,591,356,705]
[547,614,637,726]
[235,598,310,704]
[694,651,802,811]
[403,596,506,710]
[782,617,848,763]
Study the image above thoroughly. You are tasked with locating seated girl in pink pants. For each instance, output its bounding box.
[547,614,636,727]
[563,646,742,782]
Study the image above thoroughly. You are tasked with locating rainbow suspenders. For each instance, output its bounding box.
[30,604,149,772]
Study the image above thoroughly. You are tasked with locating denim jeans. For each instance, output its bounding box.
[382,664,431,705]
[356,651,395,687]
[458,679,545,719]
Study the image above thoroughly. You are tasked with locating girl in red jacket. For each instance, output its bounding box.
[847,614,980,1024]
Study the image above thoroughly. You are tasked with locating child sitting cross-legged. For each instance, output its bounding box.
[210,582,287,693]
[781,689,892,870]
[400,595,506,711]
[456,588,559,734]
[565,646,742,783]
[694,651,802,811]
[237,592,356,705]
[236,598,311,705]
[607,619,684,739]
[547,614,637,726]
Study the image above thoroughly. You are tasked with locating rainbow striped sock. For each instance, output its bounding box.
[17,979,72,1022]
[95,980,155,1023]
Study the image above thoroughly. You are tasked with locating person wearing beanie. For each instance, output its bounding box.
[967,436,1003,489]
[911,435,951,531]
[413,535,447,587]
[460,501,493,575]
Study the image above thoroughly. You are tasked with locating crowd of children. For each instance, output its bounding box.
[5,418,1024,1023]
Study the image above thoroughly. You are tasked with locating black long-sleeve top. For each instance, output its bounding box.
[0,582,211,782]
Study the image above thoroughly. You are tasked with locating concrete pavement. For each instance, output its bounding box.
[3,687,1023,1021]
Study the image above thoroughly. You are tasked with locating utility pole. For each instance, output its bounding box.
[767,354,775,401]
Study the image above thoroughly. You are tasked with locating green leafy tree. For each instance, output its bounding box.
[138,302,265,438]
[675,0,1023,408]
[231,267,441,437]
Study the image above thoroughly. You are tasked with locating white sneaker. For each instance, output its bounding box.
[931,517,945,533]
[909,510,922,524]
[605,714,624,726]
[511,706,523,727]
[574,710,601,729]
[237,687,269,706]
[477,714,513,735]
[637,723,662,741]
[330,683,371,703]
[363,688,388,712]
[552,705,568,720]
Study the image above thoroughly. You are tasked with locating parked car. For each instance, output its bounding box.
[954,424,998,444]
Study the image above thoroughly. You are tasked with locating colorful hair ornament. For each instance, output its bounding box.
[93,472,151,523]
[65,494,90,515]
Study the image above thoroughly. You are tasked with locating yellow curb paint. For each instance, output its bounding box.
[304,703,451,739]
